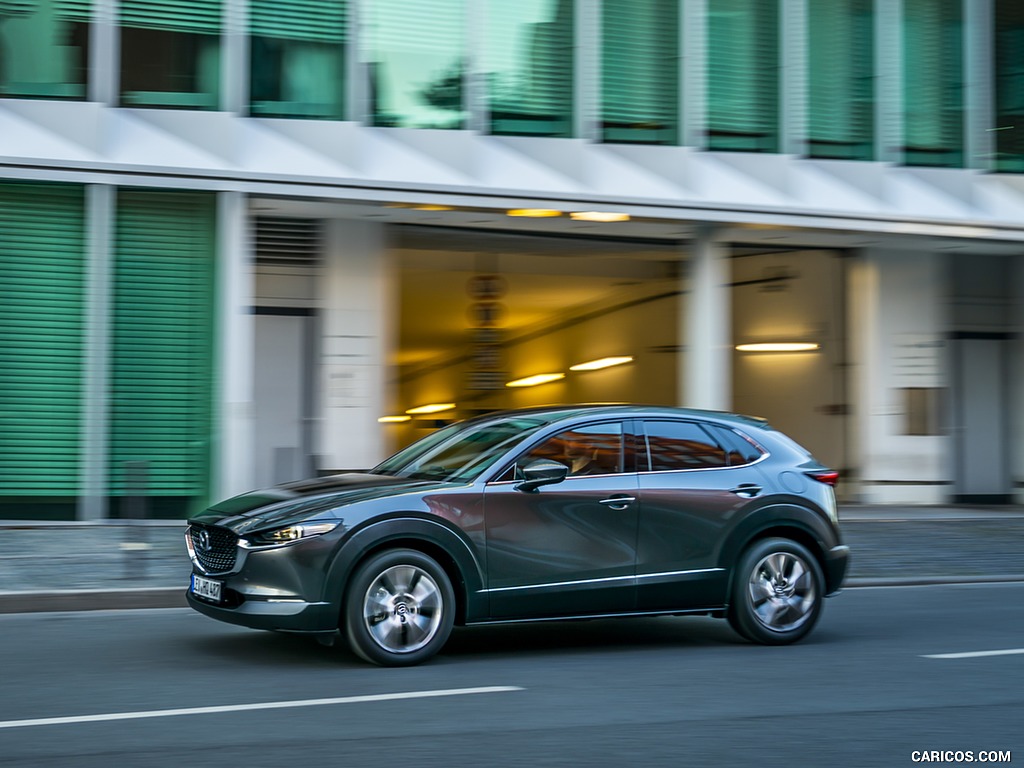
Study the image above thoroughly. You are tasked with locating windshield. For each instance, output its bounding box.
[372,416,553,482]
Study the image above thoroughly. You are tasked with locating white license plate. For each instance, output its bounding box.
[191,574,222,603]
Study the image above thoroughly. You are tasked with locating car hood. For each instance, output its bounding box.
[189,473,455,534]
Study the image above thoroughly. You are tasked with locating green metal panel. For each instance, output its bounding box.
[120,0,221,34]
[110,190,216,512]
[0,182,86,497]
[250,0,347,43]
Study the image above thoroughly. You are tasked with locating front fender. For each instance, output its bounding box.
[323,516,488,624]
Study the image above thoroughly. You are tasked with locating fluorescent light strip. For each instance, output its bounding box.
[735,343,820,353]
[405,403,457,415]
[377,415,411,423]
[569,356,634,371]
[505,373,565,388]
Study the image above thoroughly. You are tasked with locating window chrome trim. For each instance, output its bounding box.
[480,568,725,594]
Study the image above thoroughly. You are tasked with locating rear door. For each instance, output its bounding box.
[635,419,767,611]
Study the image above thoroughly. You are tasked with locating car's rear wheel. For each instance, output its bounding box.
[344,549,455,666]
[728,537,824,645]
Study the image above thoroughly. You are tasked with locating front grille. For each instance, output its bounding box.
[189,524,238,573]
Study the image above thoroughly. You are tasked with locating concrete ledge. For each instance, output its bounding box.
[0,588,187,614]
[845,575,1024,588]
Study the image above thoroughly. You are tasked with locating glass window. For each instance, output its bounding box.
[519,423,625,477]
[0,0,90,99]
[485,0,573,137]
[366,0,465,129]
[643,420,727,471]
[708,426,764,466]
[903,0,963,167]
[995,0,1024,172]
[807,0,874,160]
[601,0,678,145]
[707,0,779,152]
[250,0,347,119]
[119,0,221,109]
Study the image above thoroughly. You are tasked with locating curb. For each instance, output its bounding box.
[0,588,187,614]
[844,574,1024,588]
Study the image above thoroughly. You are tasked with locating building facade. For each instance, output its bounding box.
[1,0,1023,519]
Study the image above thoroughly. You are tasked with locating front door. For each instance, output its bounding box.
[483,421,638,619]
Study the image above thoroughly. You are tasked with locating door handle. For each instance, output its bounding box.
[599,495,636,509]
[730,484,762,498]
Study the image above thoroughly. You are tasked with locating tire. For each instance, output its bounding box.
[343,549,455,666]
[727,537,824,645]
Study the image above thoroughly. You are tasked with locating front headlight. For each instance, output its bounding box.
[239,521,340,549]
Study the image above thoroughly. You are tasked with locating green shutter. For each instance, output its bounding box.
[807,0,874,160]
[0,183,86,497]
[707,0,779,152]
[120,0,221,34]
[54,0,91,22]
[995,0,1024,171]
[601,0,679,144]
[251,0,346,43]
[903,0,963,166]
[110,190,215,509]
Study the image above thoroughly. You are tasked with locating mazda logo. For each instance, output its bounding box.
[196,529,212,553]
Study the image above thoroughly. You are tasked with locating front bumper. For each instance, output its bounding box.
[824,544,851,595]
[186,587,337,632]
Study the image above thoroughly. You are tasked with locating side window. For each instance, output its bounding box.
[517,422,625,477]
[708,425,765,466]
[642,420,727,471]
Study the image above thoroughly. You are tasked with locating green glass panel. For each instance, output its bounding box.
[995,0,1024,173]
[119,0,221,110]
[601,0,678,145]
[250,0,347,119]
[0,0,90,99]
[0,182,86,505]
[707,0,779,152]
[110,190,216,516]
[366,0,465,129]
[903,0,963,167]
[807,0,874,160]
[486,0,574,137]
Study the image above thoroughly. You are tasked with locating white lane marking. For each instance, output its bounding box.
[0,686,524,730]
[922,648,1024,659]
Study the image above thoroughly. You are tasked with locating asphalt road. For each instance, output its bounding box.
[0,584,1021,768]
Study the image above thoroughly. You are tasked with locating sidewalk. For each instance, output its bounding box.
[0,505,1022,613]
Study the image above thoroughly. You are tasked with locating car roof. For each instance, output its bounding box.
[462,404,771,431]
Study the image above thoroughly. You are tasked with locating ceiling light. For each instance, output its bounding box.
[506,208,562,218]
[506,373,565,388]
[569,356,634,371]
[377,415,411,423]
[405,403,457,415]
[735,343,820,353]
[411,204,454,211]
[569,211,630,223]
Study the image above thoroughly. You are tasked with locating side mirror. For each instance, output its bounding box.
[515,459,569,493]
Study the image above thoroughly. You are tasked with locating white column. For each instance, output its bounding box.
[214,192,255,500]
[876,0,903,163]
[88,0,118,104]
[319,220,393,470]
[681,0,707,149]
[78,184,114,520]
[221,0,249,114]
[682,227,731,410]
[964,0,994,170]
[1012,256,1024,502]
[575,0,601,141]
[780,0,807,156]
[347,0,369,123]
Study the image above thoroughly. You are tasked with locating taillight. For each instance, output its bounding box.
[806,470,839,487]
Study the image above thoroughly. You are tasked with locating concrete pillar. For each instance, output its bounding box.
[221,0,250,114]
[78,184,114,520]
[1013,256,1024,502]
[681,0,707,149]
[682,227,731,410]
[88,0,118,105]
[319,219,393,470]
[875,0,903,163]
[964,0,994,170]
[214,192,255,500]
[780,0,807,156]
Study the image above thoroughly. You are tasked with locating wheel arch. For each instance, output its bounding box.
[325,517,486,628]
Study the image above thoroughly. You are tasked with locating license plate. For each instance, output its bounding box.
[191,574,222,603]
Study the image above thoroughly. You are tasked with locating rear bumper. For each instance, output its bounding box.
[824,544,851,595]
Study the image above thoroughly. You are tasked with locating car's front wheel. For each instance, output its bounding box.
[728,537,824,645]
[343,549,455,666]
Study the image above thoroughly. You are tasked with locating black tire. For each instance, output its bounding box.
[727,537,824,645]
[343,549,455,666]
